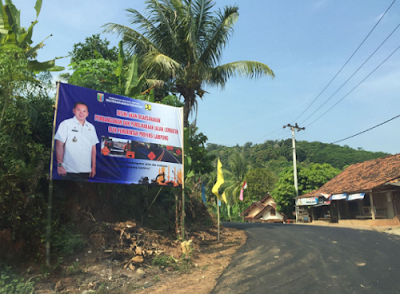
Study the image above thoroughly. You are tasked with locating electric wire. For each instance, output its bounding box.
[301,22,400,125]
[253,128,284,143]
[306,44,400,128]
[331,114,400,144]
[254,0,397,146]
[291,0,396,123]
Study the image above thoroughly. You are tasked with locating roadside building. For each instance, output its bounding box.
[295,153,400,226]
[241,194,285,223]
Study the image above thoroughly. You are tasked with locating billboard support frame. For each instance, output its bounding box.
[181,108,185,241]
[46,81,61,266]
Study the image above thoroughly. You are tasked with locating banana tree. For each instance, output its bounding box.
[0,0,64,72]
[0,0,64,128]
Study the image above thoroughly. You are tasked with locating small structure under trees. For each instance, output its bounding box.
[296,153,400,226]
[241,194,285,223]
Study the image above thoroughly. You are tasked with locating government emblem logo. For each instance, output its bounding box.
[97,93,104,102]
[145,104,152,111]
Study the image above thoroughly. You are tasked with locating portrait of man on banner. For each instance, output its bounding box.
[54,101,99,181]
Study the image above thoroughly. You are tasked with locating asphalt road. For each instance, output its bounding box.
[212,223,400,294]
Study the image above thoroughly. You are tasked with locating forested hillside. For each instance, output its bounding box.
[207,139,389,175]
[204,140,389,217]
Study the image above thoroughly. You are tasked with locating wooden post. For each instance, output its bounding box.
[46,81,61,266]
[217,198,220,242]
[181,108,185,241]
[181,188,185,240]
[345,200,350,219]
[369,190,376,220]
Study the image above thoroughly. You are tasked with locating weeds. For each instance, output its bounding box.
[151,254,193,273]
[0,266,35,294]
[52,224,86,256]
[64,262,83,276]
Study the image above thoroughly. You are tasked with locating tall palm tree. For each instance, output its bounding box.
[224,152,249,203]
[104,0,274,127]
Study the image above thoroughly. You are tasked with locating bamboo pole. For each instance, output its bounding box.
[46,81,61,266]
[217,198,220,242]
[181,107,185,241]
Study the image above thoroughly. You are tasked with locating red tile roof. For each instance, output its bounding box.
[299,153,400,198]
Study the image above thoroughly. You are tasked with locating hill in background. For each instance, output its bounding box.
[207,139,390,174]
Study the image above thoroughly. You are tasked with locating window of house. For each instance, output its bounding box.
[270,209,276,216]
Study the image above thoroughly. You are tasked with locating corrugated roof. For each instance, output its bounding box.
[299,153,400,198]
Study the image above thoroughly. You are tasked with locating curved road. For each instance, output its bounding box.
[212,223,400,294]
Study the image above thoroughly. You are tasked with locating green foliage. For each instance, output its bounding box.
[208,140,389,173]
[151,254,192,272]
[69,34,119,63]
[161,95,184,107]
[104,0,274,126]
[0,0,64,71]
[244,168,277,205]
[0,52,54,256]
[0,266,35,294]
[68,58,120,93]
[51,225,86,256]
[272,163,341,216]
[188,125,215,176]
[223,152,249,204]
[66,36,156,100]
[65,262,83,276]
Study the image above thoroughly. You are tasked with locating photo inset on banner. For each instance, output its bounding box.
[101,136,182,164]
[55,102,99,181]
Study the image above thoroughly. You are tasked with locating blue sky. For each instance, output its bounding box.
[14,0,400,154]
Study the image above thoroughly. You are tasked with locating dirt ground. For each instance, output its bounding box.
[30,222,247,294]
[27,220,400,293]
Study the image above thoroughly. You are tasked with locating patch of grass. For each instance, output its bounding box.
[200,265,209,271]
[52,224,87,256]
[151,254,193,273]
[152,254,178,269]
[152,275,160,282]
[0,266,35,294]
[177,258,192,273]
[64,262,83,276]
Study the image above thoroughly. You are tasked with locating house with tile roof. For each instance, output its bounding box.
[241,194,285,223]
[295,153,400,225]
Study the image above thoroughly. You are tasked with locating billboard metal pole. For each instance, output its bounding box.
[46,81,61,266]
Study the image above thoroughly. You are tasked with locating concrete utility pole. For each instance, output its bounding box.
[283,123,305,222]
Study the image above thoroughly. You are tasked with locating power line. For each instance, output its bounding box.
[253,127,284,143]
[291,0,397,123]
[306,43,400,128]
[254,0,397,145]
[331,114,400,144]
[301,21,400,125]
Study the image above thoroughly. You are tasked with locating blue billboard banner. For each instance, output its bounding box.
[51,83,184,186]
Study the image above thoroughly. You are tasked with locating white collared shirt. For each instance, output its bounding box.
[55,116,99,173]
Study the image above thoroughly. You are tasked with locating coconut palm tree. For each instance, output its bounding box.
[104,0,274,127]
[224,152,250,203]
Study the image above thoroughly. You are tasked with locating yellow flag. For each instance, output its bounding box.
[221,192,228,204]
[212,159,224,198]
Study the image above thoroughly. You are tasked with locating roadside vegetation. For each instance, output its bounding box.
[0,0,389,291]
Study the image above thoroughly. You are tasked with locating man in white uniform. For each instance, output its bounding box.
[55,102,99,181]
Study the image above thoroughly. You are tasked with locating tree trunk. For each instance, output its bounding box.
[175,193,180,236]
[183,95,191,128]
